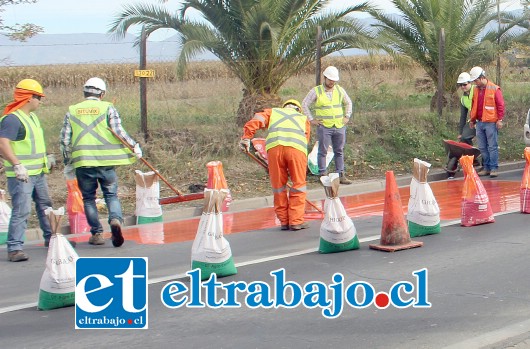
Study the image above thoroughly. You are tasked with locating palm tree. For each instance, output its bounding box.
[368,0,528,110]
[109,0,376,125]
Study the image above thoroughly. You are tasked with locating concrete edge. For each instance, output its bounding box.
[22,160,526,243]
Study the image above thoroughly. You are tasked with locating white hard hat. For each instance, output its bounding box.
[323,66,339,81]
[84,77,106,94]
[457,72,471,84]
[469,66,485,81]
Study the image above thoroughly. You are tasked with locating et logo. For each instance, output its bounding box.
[75,257,148,329]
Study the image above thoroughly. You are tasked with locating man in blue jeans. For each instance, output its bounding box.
[468,66,505,178]
[302,66,354,184]
[0,79,53,262]
[60,77,142,247]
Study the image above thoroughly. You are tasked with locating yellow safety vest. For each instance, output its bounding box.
[265,108,308,155]
[314,84,345,128]
[460,85,474,110]
[1,110,48,177]
[69,100,136,168]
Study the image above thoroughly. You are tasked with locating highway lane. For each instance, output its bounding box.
[2,211,530,348]
[1,169,529,348]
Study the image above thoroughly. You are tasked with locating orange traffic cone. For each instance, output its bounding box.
[206,161,232,212]
[369,171,423,252]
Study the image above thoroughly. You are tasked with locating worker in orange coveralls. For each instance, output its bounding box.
[239,99,310,231]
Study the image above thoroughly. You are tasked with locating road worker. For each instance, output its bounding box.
[302,66,354,184]
[60,77,142,247]
[0,79,54,261]
[468,66,505,178]
[239,99,310,231]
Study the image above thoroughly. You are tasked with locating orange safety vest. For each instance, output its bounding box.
[471,80,499,123]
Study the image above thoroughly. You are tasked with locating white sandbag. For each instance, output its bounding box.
[135,170,163,223]
[38,208,78,310]
[308,141,334,175]
[319,173,360,253]
[0,189,11,245]
[191,189,237,280]
[407,158,441,237]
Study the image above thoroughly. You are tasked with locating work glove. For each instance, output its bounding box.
[133,143,143,159]
[238,138,250,152]
[13,164,28,182]
[63,164,75,180]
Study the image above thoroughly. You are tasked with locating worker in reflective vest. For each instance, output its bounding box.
[60,77,142,247]
[456,72,475,145]
[302,66,353,184]
[468,66,505,178]
[239,99,311,231]
[0,79,54,262]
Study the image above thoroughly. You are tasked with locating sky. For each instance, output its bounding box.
[1,0,525,41]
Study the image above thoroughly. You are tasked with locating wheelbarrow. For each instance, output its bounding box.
[443,139,482,179]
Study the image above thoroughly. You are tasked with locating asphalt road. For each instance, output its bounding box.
[1,169,530,348]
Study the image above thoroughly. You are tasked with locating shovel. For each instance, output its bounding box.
[108,128,204,204]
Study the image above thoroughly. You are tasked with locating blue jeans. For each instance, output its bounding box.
[476,121,499,171]
[317,125,347,174]
[76,166,123,235]
[7,173,52,252]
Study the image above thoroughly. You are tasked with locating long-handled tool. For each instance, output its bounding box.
[244,149,324,215]
[108,128,204,204]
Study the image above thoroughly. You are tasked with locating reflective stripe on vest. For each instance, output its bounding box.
[471,81,499,123]
[314,84,344,128]
[69,100,135,168]
[2,110,47,177]
[265,108,308,155]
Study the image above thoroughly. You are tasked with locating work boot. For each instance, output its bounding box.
[489,170,498,178]
[45,238,77,248]
[8,250,29,262]
[339,173,352,185]
[110,219,124,247]
[280,225,290,231]
[290,222,310,231]
[88,233,105,245]
[477,169,490,177]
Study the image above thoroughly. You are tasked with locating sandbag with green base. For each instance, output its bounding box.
[319,173,360,253]
[38,207,78,310]
[191,189,237,280]
[0,189,11,245]
[407,158,441,237]
[135,170,163,224]
[308,141,334,175]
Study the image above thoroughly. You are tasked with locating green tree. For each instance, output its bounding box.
[109,0,376,125]
[0,0,43,41]
[368,0,528,110]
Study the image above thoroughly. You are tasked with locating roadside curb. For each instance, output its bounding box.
[22,160,526,243]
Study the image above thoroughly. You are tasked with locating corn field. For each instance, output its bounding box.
[0,55,399,90]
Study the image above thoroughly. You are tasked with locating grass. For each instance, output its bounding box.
[0,56,528,228]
